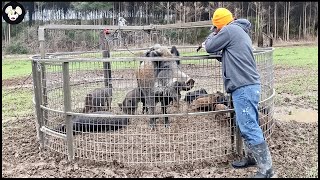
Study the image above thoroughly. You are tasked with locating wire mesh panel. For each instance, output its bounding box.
[32,24,275,168]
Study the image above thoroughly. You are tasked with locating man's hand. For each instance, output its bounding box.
[196,26,219,52]
[196,46,202,52]
[211,25,221,35]
[196,41,206,52]
[201,41,206,48]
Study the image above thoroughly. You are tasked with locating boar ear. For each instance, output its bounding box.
[217,96,222,103]
[144,50,151,57]
[171,46,180,56]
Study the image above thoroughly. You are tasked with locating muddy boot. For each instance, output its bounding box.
[232,141,256,169]
[250,142,275,178]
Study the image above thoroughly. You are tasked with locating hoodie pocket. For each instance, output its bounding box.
[223,73,236,92]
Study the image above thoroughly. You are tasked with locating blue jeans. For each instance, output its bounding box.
[231,84,265,146]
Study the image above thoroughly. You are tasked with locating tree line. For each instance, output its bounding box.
[2,2,318,53]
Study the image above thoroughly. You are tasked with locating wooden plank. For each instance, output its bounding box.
[40,20,213,31]
[62,62,74,161]
[42,24,154,31]
[154,20,212,29]
[35,55,222,63]
[40,126,67,140]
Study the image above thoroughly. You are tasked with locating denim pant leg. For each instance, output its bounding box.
[231,84,265,146]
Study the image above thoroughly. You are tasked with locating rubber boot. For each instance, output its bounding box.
[232,141,257,169]
[250,142,275,178]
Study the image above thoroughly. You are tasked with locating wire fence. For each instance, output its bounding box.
[31,24,275,168]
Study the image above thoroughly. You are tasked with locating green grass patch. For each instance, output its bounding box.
[270,46,318,108]
[273,46,318,68]
[2,46,317,79]
[181,51,208,56]
[2,49,211,80]
[2,58,32,79]
[275,72,318,108]
[3,45,317,80]
[307,165,318,178]
[77,51,140,58]
[275,74,318,95]
[2,88,34,118]
[2,46,318,120]
[304,95,318,108]
[67,61,140,71]
[306,156,318,178]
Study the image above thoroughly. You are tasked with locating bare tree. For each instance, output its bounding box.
[167,2,170,24]
[145,2,148,24]
[286,2,290,41]
[303,2,307,38]
[274,2,277,39]
[194,2,197,22]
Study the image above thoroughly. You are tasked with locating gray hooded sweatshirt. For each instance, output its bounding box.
[204,19,260,93]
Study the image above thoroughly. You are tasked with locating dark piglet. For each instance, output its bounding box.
[183,88,208,104]
[83,87,112,113]
[152,81,189,118]
[119,82,188,116]
[215,91,230,106]
[54,111,129,135]
[118,87,147,115]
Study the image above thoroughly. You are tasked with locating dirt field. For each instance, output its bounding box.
[2,46,318,178]
[2,75,318,178]
[2,115,318,178]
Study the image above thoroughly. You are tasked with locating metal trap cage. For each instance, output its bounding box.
[31,22,275,168]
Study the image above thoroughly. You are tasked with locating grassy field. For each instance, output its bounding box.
[2,45,318,120]
[1,88,34,120]
[1,45,318,178]
[3,50,208,76]
[2,58,33,79]
[273,46,318,68]
[273,46,318,108]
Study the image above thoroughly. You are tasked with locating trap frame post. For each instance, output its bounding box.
[38,27,49,127]
[229,93,244,157]
[229,95,236,152]
[235,125,243,157]
[41,65,48,125]
[31,60,45,149]
[100,31,112,89]
[62,62,74,161]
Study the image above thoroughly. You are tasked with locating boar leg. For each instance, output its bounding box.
[144,91,157,129]
[160,99,170,128]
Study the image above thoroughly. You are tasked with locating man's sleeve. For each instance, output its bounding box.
[204,28,231,53]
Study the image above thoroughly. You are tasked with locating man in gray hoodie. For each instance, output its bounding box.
[203,8,275,178]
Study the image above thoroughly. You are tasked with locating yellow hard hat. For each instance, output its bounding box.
[212,8,234,29]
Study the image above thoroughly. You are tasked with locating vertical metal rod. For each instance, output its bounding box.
[236,125,243,157]
[103,53,112,88]
[38,27,48,126]
[62,62,74,161]
[32,60,45,149]
[41,64,48,125]
[230,94,244,157]
[229,95,237,155]
[100,31,112,89]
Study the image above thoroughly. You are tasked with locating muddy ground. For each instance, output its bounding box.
[2,115,318,178]
[2,58,318,178]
